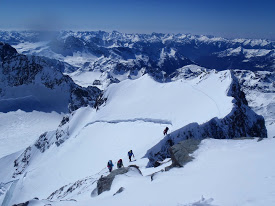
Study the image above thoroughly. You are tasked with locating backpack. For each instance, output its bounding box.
[108,160,112,167]
[117,159,122,167]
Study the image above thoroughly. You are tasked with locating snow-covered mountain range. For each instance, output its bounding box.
[0,31,275,206]
[0,31,274,88]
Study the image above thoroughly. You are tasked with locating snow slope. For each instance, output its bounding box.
[97,72,233,129]
[6,138,275,206]
[0,70,235,205]
[0,110,63,158]
[74,138,275,206]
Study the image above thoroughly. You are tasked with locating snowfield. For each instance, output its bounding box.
[0,70,273,206]
[0,110,63,158]
[97,73,233,129]
[3,138,275,206]
[71,138,275,206]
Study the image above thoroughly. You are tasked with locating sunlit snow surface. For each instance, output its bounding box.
[78,138,275,206]
[1,71,233,204]
[5,138,275,206]
[0,71,274,206]
[0,110,63,158]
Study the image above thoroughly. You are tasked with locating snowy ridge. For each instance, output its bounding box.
[145,71,267,166]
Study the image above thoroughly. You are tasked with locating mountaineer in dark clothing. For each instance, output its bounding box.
[163,127,169,135]
[117,159,124,168]
[107,160,114,172]
[128,150,135,162]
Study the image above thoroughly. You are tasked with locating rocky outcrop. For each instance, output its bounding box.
[48,176,98,201]
[93,165,142,196]
[145,71,267,167]
[93,93,107,110]
[69,86,101,112]
[34,132,50,153]
[165,139,201,171]
[13,147,32,177]
[11,198,43,206]
[48,165,142,200]
[13,114,74,177]
[113,187,125,196]
[12,201,29,206]
[96,167,129,195]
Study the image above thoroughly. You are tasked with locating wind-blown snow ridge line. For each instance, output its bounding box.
[84,118,172,128]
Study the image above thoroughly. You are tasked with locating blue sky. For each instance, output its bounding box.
[0,0,274,40]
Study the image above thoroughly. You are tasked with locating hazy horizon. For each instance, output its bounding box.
[0,0,274,40]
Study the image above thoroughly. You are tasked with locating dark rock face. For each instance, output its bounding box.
[233,70,275,138]
[145,71,267,167]
[69,86,101,112]
[0,42,17,60]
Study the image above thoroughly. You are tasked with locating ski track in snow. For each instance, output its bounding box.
[190,83,222,117]
[84,118,172,128]
[1,179,19,206]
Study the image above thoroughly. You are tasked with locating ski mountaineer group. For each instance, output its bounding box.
[107,127,169,172]
[106,150,134,172]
